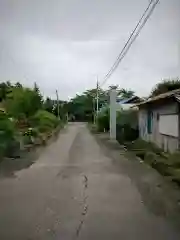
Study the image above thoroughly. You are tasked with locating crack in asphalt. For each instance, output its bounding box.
[76,174,88,238]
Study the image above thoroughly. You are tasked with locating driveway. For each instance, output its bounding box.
[0,123,179,239]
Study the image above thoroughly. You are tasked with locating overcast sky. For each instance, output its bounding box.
[0,0,179,100]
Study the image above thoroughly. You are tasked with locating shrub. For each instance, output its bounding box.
[135,142,180,178]
[30,110,59,133]
[167,169,180,185]
[144,151,157,165]
[5,87,42,119]
[23,127,39,137]
[130,139,163,155]
[116,124,139,144]
[96,108,109,132]
[116,109,139,143]
[0,112,16,158]
[167,152,180,168]
[22,135,33,145]
[117,109,138,129]
[128,139,180,186]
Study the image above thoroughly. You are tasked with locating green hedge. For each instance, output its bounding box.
[96,108,110,132]
[30,110,59,133]
[0,112,20,158]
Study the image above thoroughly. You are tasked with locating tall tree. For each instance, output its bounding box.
[151,78,180,96]
[6,87,42,119]
[118,88,135,98]
[15,82,23,88]
[33,82,43,109]
[67,88,108,121]
[108,85,119,90]
[44,97,53,113]
[0,82,12,101]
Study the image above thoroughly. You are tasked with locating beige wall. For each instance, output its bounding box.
[139,101,179,152]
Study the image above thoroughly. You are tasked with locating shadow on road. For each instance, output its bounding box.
[0,150,39,178]
[0,130,64,179]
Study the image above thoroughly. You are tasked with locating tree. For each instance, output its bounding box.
[108,85,119,90]
[107,86,135,98]
[0,82,12,101]
[118,88,135,98]
[33,82,43,109]
[15,82,22,88]
[67,87,108,121]
[53,100,68,120]
[6,87,42,119]
[151,78,180,97]
[0,111,16,157]
[44,97,53,113]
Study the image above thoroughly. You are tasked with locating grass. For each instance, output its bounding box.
[127,139,180,186]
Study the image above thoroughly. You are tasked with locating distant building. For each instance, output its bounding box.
[116,95,142,104]
[116,96,142,111]
[99,95,142,113]
[136,89,180,152]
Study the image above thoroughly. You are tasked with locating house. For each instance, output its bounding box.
[136,89,180,152]
[117,95,142,104]
[116,96,142,111]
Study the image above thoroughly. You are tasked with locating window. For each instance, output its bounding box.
[159,114,178,137]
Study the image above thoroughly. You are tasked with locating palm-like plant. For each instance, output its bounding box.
[118,88,135,98]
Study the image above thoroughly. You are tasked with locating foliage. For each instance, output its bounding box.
[0,81,12,101]
[44,97,54,113]
[30,110,59,133]
[67,85,137,122]
[118,88,135,98]
[23,128,39,137]
[117,109,138,129]
[33,83,43,110]
[116,109,139,143]
[0,112,15,142]
[144,150,180,185]
[129,139,163,155]
[0,81,64,160]
[96,108,110,132]
[22,135,33,145]
[167,169,180,185]
[53,100,68,121]
[44,97,68,122]
[67,88,109,122]
[0,112,16,158]
[127,140,180,184]
[5,86,42,119]
[151,78,180,96]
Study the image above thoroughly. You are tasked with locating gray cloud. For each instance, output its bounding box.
[0,0,179,99]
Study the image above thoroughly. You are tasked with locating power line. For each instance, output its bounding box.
[101,0,160,87]
[101,0,155,85]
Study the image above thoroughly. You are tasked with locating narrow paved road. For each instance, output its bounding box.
[0,123,179,239]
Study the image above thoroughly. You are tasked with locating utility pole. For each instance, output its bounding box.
[56,90,60,120]
[110,89,117,140]
[93,97,96,124]
[96,77,99,117]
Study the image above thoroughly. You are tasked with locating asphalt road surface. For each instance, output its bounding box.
[0,123,180,240]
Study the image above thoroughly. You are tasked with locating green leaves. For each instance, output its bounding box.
[0,112,16,157]
[5,86,42,118]
[30,110,59,133]
[151,78,180,97]
[118,88,135,98]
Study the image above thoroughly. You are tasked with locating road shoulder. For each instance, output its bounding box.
[93,132,180,230]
